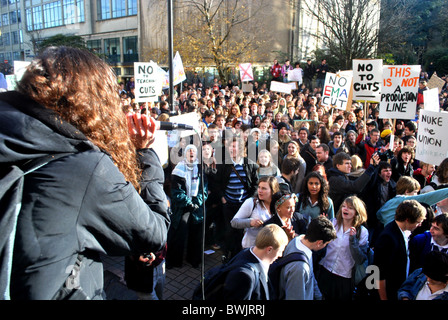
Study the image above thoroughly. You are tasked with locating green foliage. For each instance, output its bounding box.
[423,46,448,76]
[37,34,87,53]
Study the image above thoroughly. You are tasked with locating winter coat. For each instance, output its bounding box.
[0,91,170,299]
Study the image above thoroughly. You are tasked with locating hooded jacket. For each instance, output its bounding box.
[0,91,170,299]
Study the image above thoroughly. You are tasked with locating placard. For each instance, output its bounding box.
[239,63,254,82]
[423,88,440,112]
[270,81,292,94]
[134,61,164,102]
[288,68,303,83]
[379,65,420,119]
[321,72,353,110]
[415,109,448,165]
[427,74,445,94]
[352,59,382,102]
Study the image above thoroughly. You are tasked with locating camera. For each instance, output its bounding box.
[373,149,394,162]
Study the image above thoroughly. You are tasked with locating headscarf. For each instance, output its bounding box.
[275,193,298,211]
[172,144,199,197]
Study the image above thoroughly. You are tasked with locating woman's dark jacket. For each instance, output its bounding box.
[0,91,170,300]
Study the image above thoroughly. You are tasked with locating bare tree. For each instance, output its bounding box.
[302,0,381,70]
[175,0,267,81]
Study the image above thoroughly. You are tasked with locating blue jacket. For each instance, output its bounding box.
[397,268,448,300]
[377,188,448,226]
[222,248,269,300]
[409,231,432,273]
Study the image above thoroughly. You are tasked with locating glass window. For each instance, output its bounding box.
[104,37,120,63]
[127,0,137,15]
[87,39,102,53]
[2,13,9,26]
[26,8,33,31]
[11,31,20,44]
[2,33,10,46]
[111,0,126,18]
[10,11,17,24]
[43,1,62,28]
[97,0,110,20]
[63,0,85,24]
[123,36,138,62]
[32,6,43,30]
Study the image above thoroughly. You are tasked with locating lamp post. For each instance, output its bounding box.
[168,0,175,113]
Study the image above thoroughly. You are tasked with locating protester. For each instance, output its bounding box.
[374,200,427,300]
[297,171,334,224]
[274,216,336,300]
[398,251,448,300]
[0,47,170,299]
[231,176,280,249]
[317,196,369,300]
[221,224,289,300]
[166,144,207,269]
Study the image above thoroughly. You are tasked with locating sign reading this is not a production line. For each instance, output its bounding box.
[134,61,163,102]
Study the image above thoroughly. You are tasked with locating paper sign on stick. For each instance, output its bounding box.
[423,88,440,112]
[379,65,420,119]
[352,59,382,102]
[270,81,292,94]
[416,109,448,165]
[321,72,353,110]
[134,61,164,102]
[239,63,254,82]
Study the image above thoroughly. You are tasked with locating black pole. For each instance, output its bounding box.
[168,0,174,113]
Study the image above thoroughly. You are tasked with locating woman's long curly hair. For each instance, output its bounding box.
[16,46,141,191]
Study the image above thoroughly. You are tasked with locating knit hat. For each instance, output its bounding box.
[276,121,290,131]
[381,129,392,138]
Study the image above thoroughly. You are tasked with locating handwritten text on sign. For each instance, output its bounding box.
[134,62,163,102]
[352,59,382,102]
[379,65,420,119]
[321,72,353,110]
[416,109,448,165]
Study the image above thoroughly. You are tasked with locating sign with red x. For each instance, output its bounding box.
[239,63,254,82]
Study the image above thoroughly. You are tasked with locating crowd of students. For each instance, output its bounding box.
[120,61,448,301]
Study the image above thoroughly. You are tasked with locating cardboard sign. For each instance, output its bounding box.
[321,72,353,110]
[379,65,420,119]
[270,81,292,94]
[416,109,448,165]
[352,59,382,102]
[423,88,440,112]
[239,63,254,82]
[427,74,445,94]
[134,61,163,102]
[242,83,253,92]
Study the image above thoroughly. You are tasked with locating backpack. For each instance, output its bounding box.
[0,153,72,300]
[268,251,308,300]
[192,255,259,300]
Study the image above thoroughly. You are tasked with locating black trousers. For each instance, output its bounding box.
[166,211,203,268]
[221,201,244,259]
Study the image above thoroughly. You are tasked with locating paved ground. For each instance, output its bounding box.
[102,246,223,300]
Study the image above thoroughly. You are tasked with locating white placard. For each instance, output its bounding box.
[379,65,420,119]
[288,68,303,83]
[270,81,292,94]
[321,72,353,110]
[423,88,440,112]
[416,109,448,165]
[352,59,383,102]
[134,61,164,102]
[239,63,254,82]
